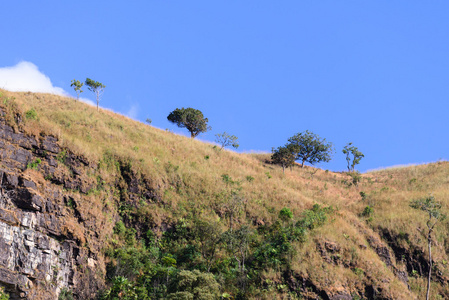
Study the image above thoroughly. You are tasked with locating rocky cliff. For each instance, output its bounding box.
[0,109,107,299]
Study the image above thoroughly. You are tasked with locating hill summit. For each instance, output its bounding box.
[0,89,448,299]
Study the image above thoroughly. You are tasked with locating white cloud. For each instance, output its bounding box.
[126,104,139,120]
[0,61,67,95]
[0,61,98,106]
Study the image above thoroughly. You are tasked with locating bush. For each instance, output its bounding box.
[279,207,293,222]
[27,158,41,170]
[361,205,374,217]
[0,286,9,300]
[58,288,74,300]
[25,108,37,120]
[297,204,332,230]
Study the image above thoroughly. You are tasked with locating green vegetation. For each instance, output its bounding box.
[271,145,296,173]
[85,78,105,111]
[102,203,334,299]
[27,158,42,170]
[58,288,74,300]
[70,79,84,101]
[167,107,210,138]
[410,196,446,300]
[215,132,239,150]
[343,142,364,171]
[2,89,449,299]
[287,130,333,168]
[0,287,9,300]
[25,108,37,120]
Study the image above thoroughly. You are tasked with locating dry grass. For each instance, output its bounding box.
[1,89,449,297]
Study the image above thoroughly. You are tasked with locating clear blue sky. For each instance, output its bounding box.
[1,1,448,172]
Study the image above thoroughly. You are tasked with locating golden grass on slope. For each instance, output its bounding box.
[2,89,449,297]
[0,90,339,222]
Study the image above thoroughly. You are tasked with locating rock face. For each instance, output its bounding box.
[0,115,104,299]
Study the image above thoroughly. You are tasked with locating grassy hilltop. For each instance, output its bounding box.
[1,89,448,299]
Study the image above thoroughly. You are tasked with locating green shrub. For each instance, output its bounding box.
[27,158,41,170]
[360,191,366,200]
[297,204,332,230]
[25,108,37,120]
[0,286,9,300]
[113,221,126,236]
[58,288,74,300]
[361,205,374,217]
[279,207,293,222]
[57,150,67,164]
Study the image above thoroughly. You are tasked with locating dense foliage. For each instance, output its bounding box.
[287,131,334,168]
[101,203,333,299]
[271,145,296,173]
[167,107,210,138]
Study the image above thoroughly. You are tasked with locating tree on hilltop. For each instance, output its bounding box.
[287,130,333,168]
[342,142,364,172]
[70,79,84,101]
[167,107,211,138]
[271,145,296,173]
[85,78,105,111]
[215,132,239,150]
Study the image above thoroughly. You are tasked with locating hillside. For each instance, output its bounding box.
[0,89,448,299]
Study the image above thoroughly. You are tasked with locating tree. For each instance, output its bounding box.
[222,225,254,290]
[410,196,446,300]
[271,145,296,173]
[85,78,106,111]
[192,219,223,272]
[215,132,239,150]
[167,107,210,138]
[287,130,333,168]
[166,270,220,300]
[342,142,364,172]
[70,79,84,101]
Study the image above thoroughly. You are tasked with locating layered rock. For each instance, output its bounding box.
[0,115,103,299]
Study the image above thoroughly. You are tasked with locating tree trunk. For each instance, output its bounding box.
[426,230,432,300]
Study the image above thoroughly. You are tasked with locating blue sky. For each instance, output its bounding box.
[0,1,448,172]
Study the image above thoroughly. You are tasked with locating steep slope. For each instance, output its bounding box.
[0,90,447,299]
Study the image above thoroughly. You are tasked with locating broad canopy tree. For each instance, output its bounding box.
[271,130,333,170]
[167,107,211,138]
[271,145,296,173]
[287,130,334,168]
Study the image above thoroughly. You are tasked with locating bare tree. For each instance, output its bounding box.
[410,196,446,300]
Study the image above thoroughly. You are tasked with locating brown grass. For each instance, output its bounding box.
[1,89,449,298]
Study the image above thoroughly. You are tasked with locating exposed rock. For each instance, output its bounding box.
[0,121,105,299]
[41,136,59,154]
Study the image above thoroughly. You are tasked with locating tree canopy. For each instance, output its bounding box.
[271,145,296,173]
[287,130,333,168]
[342,142,364,172]
[167,107,210,138]
[85,78,105,111]
[215,132,239,150]
[70,79,84,101]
